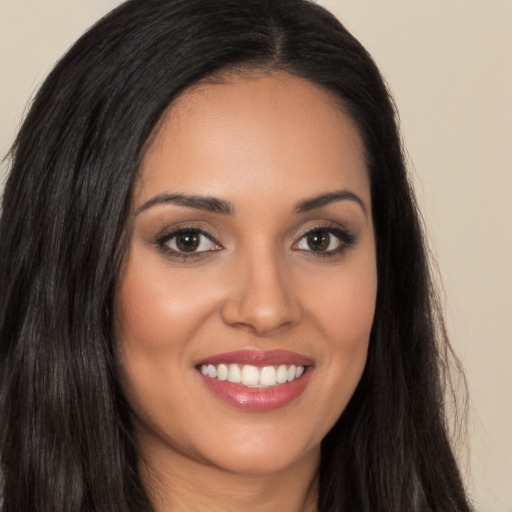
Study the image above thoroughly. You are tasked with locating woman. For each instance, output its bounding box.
[0,0,473,510]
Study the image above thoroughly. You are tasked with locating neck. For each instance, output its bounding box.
[139,443,320,512]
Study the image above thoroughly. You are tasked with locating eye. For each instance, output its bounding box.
[294,227,356,254]
[157,228,222,257]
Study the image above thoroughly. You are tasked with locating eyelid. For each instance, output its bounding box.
[153,221,357,261]
[292,223,357,254]
[155,225,223,259]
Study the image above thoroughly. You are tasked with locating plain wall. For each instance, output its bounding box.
[1,1,511,510]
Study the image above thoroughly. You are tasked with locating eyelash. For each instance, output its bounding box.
[155,224,357,261]
[294,225,357,257]
[155,226,221,261]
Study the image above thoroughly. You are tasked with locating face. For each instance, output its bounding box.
[115,72,377,478]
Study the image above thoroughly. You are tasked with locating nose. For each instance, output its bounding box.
[220,251,302,336]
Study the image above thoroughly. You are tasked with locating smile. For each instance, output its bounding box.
[195,349,313,410]
[199,363,305,387]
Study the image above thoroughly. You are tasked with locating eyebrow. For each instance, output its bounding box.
[135,193,234,216]
[135,189,366,216]
[293,190,367,215]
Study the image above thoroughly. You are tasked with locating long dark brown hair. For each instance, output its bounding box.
[0,0,472,510]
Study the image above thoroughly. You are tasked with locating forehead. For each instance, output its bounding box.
[134,71,369,209]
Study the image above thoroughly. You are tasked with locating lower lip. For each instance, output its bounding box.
[199,369,312,410]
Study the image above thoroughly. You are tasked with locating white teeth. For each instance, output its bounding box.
[199,363,307,387]
[228,364,242,383]
[276,364,288,384]
[241,365,259,386]
[260,366,277,386]
[207,364,217,379]
[217,363,228,381]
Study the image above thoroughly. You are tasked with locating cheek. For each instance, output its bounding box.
[113,252,205,418]
[327,277,376,351]
[303,258,376,425]
[329,260,376,365]
[113,254,204,435]
[303,250,377,346]
[114,247,219,358]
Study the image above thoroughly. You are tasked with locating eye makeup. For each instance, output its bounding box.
[153,220,358,263]
[293,224,357,257]
[155,225,223,261]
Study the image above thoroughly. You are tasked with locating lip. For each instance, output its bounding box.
[195,349,314,410]
[195,349,314,367]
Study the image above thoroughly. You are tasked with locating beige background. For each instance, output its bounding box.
[1,1,511,510]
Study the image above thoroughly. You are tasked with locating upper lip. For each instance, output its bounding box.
[195,349,313,367]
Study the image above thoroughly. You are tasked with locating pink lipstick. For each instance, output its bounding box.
[195,349,313,410]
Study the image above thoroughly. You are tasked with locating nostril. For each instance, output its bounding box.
[219,258,302,334]
[220,295,301,335]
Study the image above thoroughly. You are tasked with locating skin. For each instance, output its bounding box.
[115,71,377,512]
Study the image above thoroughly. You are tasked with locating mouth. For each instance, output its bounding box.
[198,363,305,387]
[195,349,313,410]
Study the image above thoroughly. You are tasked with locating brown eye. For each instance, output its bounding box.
[306,231,331,252]
[161,229,221,255]
[294,227,356,255]
[175,232,201,252]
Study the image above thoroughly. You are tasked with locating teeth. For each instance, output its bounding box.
[276,364,288,384]
[260,366,276,386]
[199,363,306,387]
[217,363,228,381]
[207,364,217,379]
[241,365,259,386]
[228,364,242,383]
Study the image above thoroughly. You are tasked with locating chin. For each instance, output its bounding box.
[191,421,323,476]
[206,442,319,477]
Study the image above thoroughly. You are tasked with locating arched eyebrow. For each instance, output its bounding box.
[135,189,366,217]
[293,190,367,215]
[135,193,234,216]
